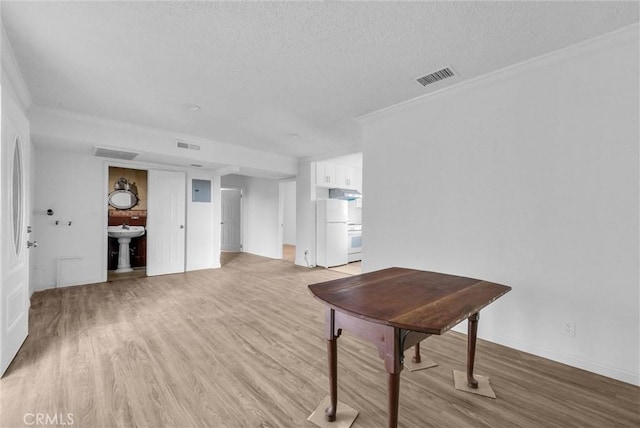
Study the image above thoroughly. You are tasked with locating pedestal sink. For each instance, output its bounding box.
[107,226,145,273]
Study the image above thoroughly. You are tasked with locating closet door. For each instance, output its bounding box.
[147,170,186,276]
[221,188,242,252]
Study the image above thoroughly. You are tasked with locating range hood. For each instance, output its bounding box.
[329,188,362,200]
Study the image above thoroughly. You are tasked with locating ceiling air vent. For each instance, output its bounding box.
[177,141,200,151]
[416,67,455,87]
[94,147,138,160]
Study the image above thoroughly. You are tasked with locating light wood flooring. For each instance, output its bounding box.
[1,253,638,427]
[329,262,362,276]
[107,268,146,282]
[282,245,296,263]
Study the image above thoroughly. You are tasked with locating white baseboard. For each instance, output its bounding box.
[476,330,640,386]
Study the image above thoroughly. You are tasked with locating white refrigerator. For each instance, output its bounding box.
[316,199,349,267]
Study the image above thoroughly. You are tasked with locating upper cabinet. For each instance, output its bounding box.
[339,165,356,188]
[315,162,361,189]
[315,162,338,187]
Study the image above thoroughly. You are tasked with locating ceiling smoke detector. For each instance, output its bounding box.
[94,147,138,160]
[416,67,456,87]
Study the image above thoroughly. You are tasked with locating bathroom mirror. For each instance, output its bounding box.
[108,190,139,210]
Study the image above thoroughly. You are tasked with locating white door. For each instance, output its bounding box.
[1,101,31,376]
[146,170,186,276]
[221,188,242,252]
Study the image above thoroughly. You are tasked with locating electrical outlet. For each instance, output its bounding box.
[563,321,576,337]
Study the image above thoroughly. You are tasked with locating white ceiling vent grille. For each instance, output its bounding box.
[416,67,455,87]
[177,141,200,151]
[94,147,138,160]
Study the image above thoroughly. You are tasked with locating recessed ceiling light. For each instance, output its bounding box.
[183,103,201,111]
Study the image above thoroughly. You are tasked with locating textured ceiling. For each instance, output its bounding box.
[2,1,638,160]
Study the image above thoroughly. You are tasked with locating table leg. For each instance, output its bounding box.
[381,328,403,428]
[387,372,400,428]
[325,337,338,421]
[412,342,421,363]
[467,312,480,389]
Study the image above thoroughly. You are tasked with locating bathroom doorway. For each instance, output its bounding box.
[107,166,148,281]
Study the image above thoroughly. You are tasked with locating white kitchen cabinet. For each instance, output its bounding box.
[315,162,337,188]
[339,165,356,188]
[315,162,361,189]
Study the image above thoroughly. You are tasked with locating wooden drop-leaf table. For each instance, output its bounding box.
[308,267,511,428]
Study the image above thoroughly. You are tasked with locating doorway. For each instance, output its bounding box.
[106,166,148,281]
[279,180,296,263]
[221,188,242,252]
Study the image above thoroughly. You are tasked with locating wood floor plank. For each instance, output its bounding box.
[0,253,638,427]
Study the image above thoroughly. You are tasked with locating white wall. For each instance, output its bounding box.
[221,174,282,259]
[360,26,639,385]
[281,180,296,245]
[295,161,316,267]
[32,149,221,290]
[32,149,105,289]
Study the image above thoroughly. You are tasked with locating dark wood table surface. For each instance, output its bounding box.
[308,267,511,428]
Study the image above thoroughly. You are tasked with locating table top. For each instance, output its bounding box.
[309,267,511,335]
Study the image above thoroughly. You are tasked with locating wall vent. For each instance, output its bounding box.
[416,67,455,87]
[177,141,201,151]
[94,147,138,160]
